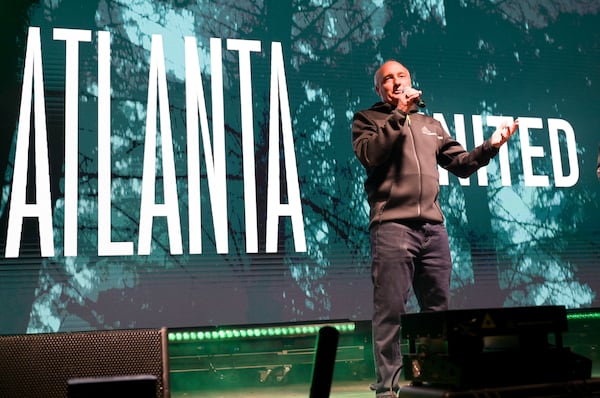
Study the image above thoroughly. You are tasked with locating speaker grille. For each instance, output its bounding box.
[0,328,168,398]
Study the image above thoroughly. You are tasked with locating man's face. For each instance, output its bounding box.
[375,61,412,106]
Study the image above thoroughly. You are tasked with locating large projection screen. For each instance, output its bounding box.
[0,1,599,335]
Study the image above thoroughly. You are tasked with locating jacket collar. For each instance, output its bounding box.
[371,101,419,114]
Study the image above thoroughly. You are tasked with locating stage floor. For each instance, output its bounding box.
[171,377,600,398]
[168,310,600,398]
[170,369,600,398]
[171,380,378,398]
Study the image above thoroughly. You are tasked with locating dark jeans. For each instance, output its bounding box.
[370,221,452,395]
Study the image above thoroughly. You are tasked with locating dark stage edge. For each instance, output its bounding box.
[171,380,380,398]
[170,378,600,398]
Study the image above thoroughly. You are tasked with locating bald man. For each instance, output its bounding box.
[352,60,518,398]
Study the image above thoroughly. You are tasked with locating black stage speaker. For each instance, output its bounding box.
[0,327,169,398]
[400,306,593,392]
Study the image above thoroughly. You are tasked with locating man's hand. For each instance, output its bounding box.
[395,87,422,113]
[491,118,519,148]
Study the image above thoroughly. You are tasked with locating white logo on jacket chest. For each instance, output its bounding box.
[421,126,442,139]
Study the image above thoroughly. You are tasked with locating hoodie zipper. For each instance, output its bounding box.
[407,114,422,217]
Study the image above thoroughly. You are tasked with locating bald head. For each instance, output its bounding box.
[373,60,412,105]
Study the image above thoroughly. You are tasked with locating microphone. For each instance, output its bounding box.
[401,87,426,108]
[412,87,426,108]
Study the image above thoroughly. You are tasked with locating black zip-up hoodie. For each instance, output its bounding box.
[352,102,499,228]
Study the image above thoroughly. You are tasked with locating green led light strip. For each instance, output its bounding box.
[168,322,356,342]
[567,311,600,321]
